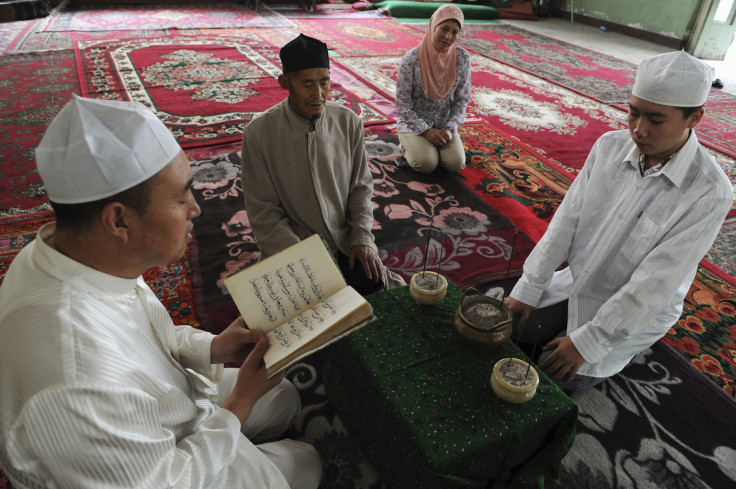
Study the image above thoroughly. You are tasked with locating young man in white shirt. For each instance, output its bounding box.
[504,51,733,391]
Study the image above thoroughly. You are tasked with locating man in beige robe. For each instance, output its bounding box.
[241,34,404,294]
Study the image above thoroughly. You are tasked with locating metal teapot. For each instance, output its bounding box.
[453,288,513,348]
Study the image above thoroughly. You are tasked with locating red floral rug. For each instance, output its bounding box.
[0,50,79,213]
[460,23,637,105]
[0,18,33,51]
[43,4,292,32]
[460,23,736,160]
[706,217,736,278]
[459,122,574,243]
[466,54,627,172]
[290,17,423,56]
[75,34,393,148]
[665,261,736,399]
[334,53,627,172]
[678,95,736,161]
[7,17,178,52]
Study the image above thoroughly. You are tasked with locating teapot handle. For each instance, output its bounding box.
[460,287,481,307]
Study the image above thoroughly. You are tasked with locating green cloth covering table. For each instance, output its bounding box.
[323,283,578,489]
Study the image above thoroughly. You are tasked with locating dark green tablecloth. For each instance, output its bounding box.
[323,284,578,489]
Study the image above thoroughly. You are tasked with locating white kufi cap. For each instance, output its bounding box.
[632,51,714,107]
[35,95,181,204]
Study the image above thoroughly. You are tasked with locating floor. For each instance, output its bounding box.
[501,16,736,97]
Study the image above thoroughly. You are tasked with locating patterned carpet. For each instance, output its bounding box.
[461,23,638,105]
[707,218,736,277]
[548,341,736,489]
[459,23,736,161]
[75,33,392,148]
[187,142,536,333]
[0,210,202,330]
[333,53,629,172]
[290,17,422,56]
[0,50,79,212]
[1,5,736,489]
[664,263,736,397]
[458,122,574,243]
[43,3,293,31]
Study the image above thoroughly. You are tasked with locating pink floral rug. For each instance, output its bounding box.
[43,4,292,32]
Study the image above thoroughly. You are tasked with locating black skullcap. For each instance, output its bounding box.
[279,34,330,74]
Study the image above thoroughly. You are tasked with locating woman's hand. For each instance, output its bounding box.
[439,128,454,143]
[422,128,450,147]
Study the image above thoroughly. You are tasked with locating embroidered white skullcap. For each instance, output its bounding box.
[632,51,714,107]
[35,94,181,204]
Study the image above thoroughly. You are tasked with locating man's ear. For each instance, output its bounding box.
[687,108,705,129]
[99,201,132,243]
[278,74,290,91]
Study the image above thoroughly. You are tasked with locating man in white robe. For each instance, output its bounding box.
[504,52,733,391]
[242,34,405,294]
[0,95,322,489]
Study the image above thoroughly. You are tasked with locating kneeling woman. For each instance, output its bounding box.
[395,4,471,174]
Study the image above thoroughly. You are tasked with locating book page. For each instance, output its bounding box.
[263,286,372,373]
[224,234,347,332]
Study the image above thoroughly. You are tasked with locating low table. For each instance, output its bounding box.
[323,283,578,488]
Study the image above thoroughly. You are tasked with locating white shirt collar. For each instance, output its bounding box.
[623,130,700,188]
[33,223,140,296]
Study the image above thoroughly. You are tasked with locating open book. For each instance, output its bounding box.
[224,234,375,377]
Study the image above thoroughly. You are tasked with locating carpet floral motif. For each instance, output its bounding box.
[0,211,55,280]
[365,132,535,286]
[548,342,736,488]
[460,23,637,105]
[5,13,178,52]
[44,4,292,32]
[291,18,423,56]
[0,50,79,212]
[458,23,736,160]
[75,34,392,147]
[142,249,202,329]
[690,95,736,160]
[458,122,574,242]
[664,263,736,398]
[0,19,33,51]
[471,86,587,134]
[139,49,263,103]
[706,218,736,277]
[187,142,535,331]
